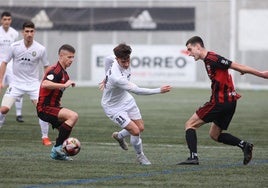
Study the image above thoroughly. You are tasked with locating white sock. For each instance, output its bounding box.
[39,118,49,138]
[15,98,23,116]
[0,112,6,127]
[118,129,131,139]
[130,135,143,155]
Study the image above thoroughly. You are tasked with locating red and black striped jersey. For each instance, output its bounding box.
[37,62,69,108]
[204,51,241,103]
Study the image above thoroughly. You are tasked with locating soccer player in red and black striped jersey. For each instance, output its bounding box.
[37,44,77,161]
[178,36,268,165]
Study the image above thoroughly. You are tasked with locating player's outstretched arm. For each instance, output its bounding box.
[118,79,171,95]
[230,62,267,78]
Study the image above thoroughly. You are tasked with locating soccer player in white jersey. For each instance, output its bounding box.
[0,21,52,146]
[100,43,171,165]
[0,11,24,123]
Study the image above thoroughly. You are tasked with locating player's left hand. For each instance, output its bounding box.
[160,85,172,93]
[261,71,268,79]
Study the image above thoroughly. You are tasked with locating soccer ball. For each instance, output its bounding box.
[62,137,81,156]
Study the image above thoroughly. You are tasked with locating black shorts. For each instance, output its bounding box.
[196,101,237,130]
[37,106,63,129]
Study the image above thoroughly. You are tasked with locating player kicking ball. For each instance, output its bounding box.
[37,44,78,161]
[100,43,171,165]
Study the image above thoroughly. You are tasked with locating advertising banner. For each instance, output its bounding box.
[92,45,196,86]
[0,6,195,31]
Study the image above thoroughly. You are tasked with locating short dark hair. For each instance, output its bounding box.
[1,11,11,18]
[22,21,35,30]
[113,43,132,59]
[186,36,205,48]
[58,44,75,54]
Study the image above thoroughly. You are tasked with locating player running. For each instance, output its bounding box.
[100,43,171,165]
[177,36,268,165]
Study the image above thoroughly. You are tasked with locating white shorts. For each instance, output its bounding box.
[4,82,40,100]
[104,100,142,128]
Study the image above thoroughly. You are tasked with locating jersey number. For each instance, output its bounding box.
[115,115,126,126]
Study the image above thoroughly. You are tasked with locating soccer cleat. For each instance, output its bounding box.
[51,145,73,161]
[243,142,253,165]
[42,137,52,146]
[16,115,24,123]
[51,145,66,157]
[50,154,73,161]
[136,153,151,165]
[112,132,128,150]
[59,155,73,161]
[50,151,73,161]
[50,149,58,159]
[177,157,199,165]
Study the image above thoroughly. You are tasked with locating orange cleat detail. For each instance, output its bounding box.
[42,137,52,146]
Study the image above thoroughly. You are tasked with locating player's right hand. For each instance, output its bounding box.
[98,79,106,91]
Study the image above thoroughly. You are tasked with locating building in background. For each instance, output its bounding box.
[1,0,268,89]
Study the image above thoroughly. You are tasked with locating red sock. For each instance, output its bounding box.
[55,122,72,146]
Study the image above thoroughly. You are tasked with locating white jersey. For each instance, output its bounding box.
[0,25,18,62]
[0,26,19,86]
[3,39,50,86]
[101,57,161,112]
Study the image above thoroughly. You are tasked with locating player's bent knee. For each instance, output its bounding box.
[71,111,78,120]
[68,112,78,126]
[128,127,140,136]
[185,123,194,130]
[1,96,16,112]
[0,106,10,114]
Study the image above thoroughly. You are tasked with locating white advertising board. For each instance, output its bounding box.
[91,45,196,86]
[239,10,268,50]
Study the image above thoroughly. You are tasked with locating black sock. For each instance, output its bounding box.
[186,129,197,158]
[55,123,72,147]
[218,133,242,148]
